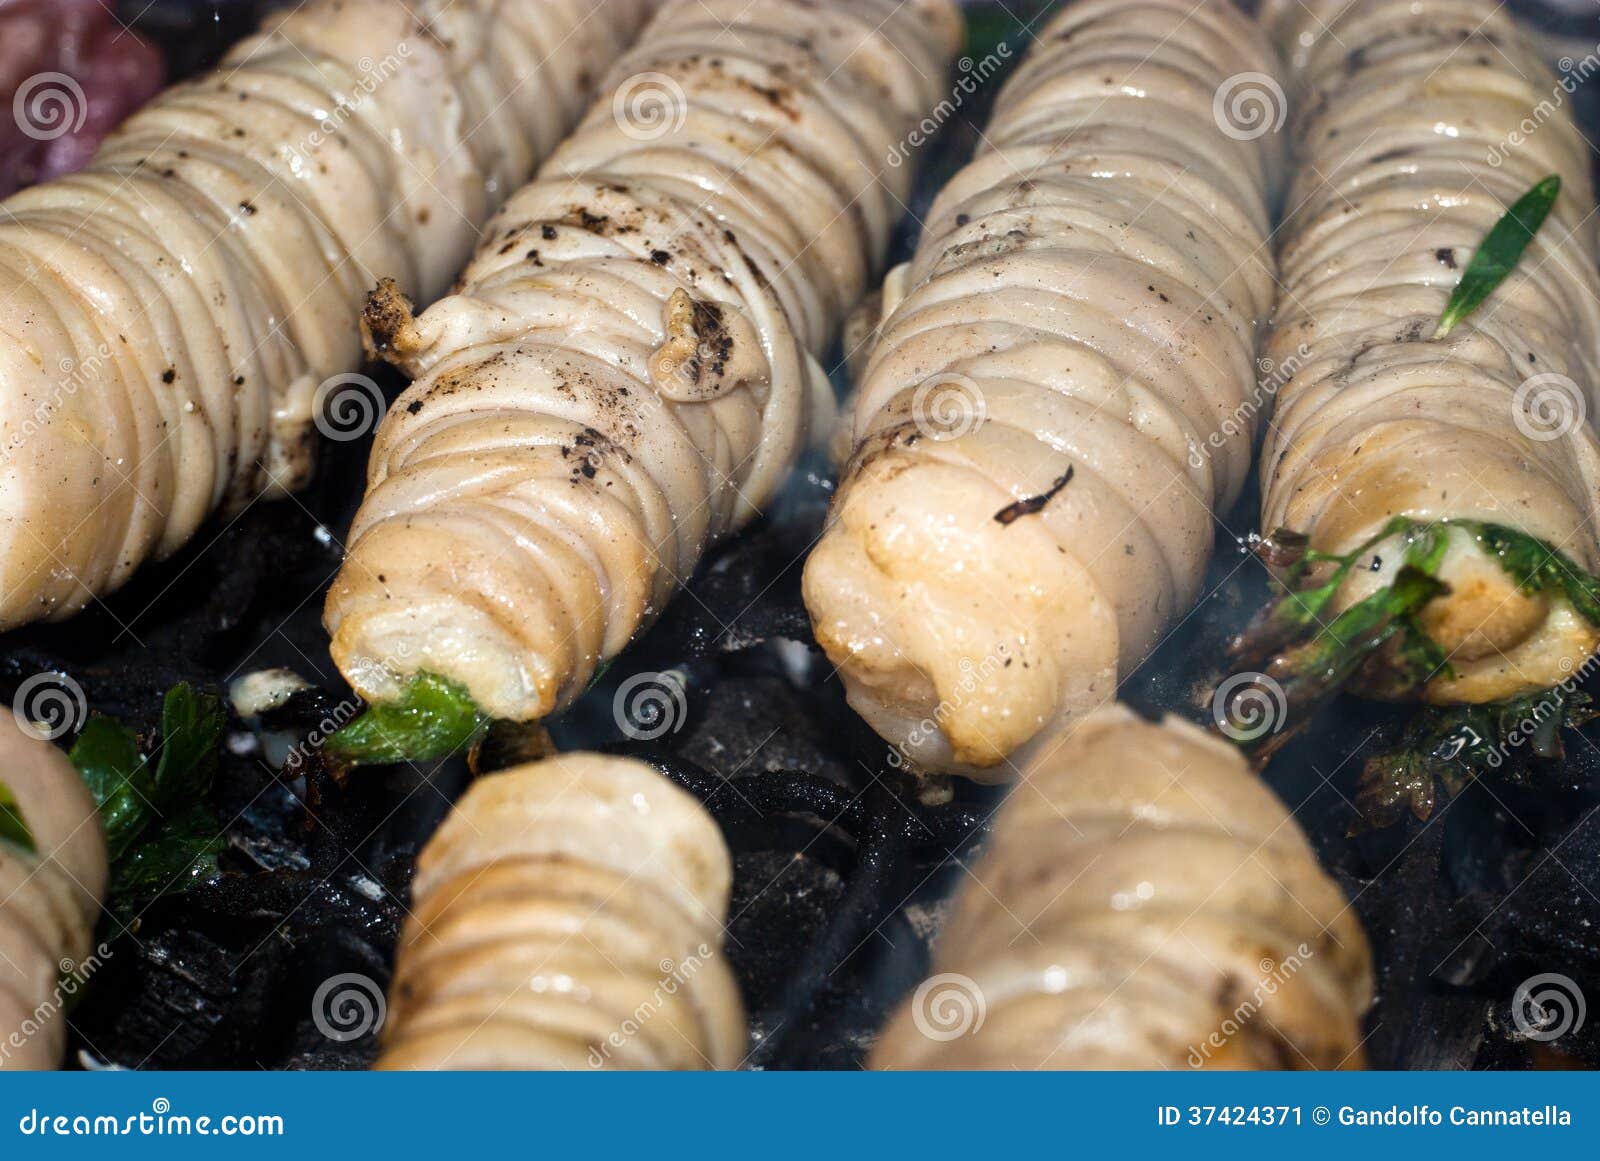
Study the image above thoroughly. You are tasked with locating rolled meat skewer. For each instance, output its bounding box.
[803,0,1287,779]
[378,753,743,1070]
[324,0,963,724]
[0,715,107,1071]
[0,0,644,628]
[1242,0,1600,708]
[870,706,1373,1071]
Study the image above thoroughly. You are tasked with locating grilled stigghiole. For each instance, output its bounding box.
[871,706,1373,1071]
[378,753,742,1070]
[1248,0,1600,707]
[803,0,1286,780]
[0,717,107,1071]
[324,0,962,724]
[0,0,644,629]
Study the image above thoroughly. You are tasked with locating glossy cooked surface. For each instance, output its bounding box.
[0,0,639,628]
[804,0,1285,777]
[378,752,742,1070]
[870,706,1373,1070]
[0,715,107,1071]
[1258,0,1600,702]
[324,0,962,722]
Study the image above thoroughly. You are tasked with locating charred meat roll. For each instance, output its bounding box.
[803,0,1286,779]
[0,715,107,1071]
[378,753,743,1070]
[0,0,644,628]
[1241,0,1600,710]
[324,0,962,723]
[870,706,1372,1070]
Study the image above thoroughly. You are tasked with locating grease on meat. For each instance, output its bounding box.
[0,0,644,627]
[0,715,106,1071]
[378,753,742,1070]
[323,0,963,722]
[804,0,1286,778]
[870,706,1373,1070]
[1257,0,1600,703]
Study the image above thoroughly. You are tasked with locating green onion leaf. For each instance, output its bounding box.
[1225,515,1600,762]
[0,777,35,854]
[1468,521,1600,626]
[325,672,488,767]
[1434,174,1561,339]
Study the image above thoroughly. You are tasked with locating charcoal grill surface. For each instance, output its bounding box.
[4,0,1596,1071]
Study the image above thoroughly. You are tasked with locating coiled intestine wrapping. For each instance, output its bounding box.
[0,716,107,1071]
[870,706,1372,1070]
[803,0,1286,778]
[378,753,743,1070]
[1256,0,1600,703]
[0,0,643,628]
[324,0,963,722]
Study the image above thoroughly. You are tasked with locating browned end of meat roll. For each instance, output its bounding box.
[805,0,1286,778]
